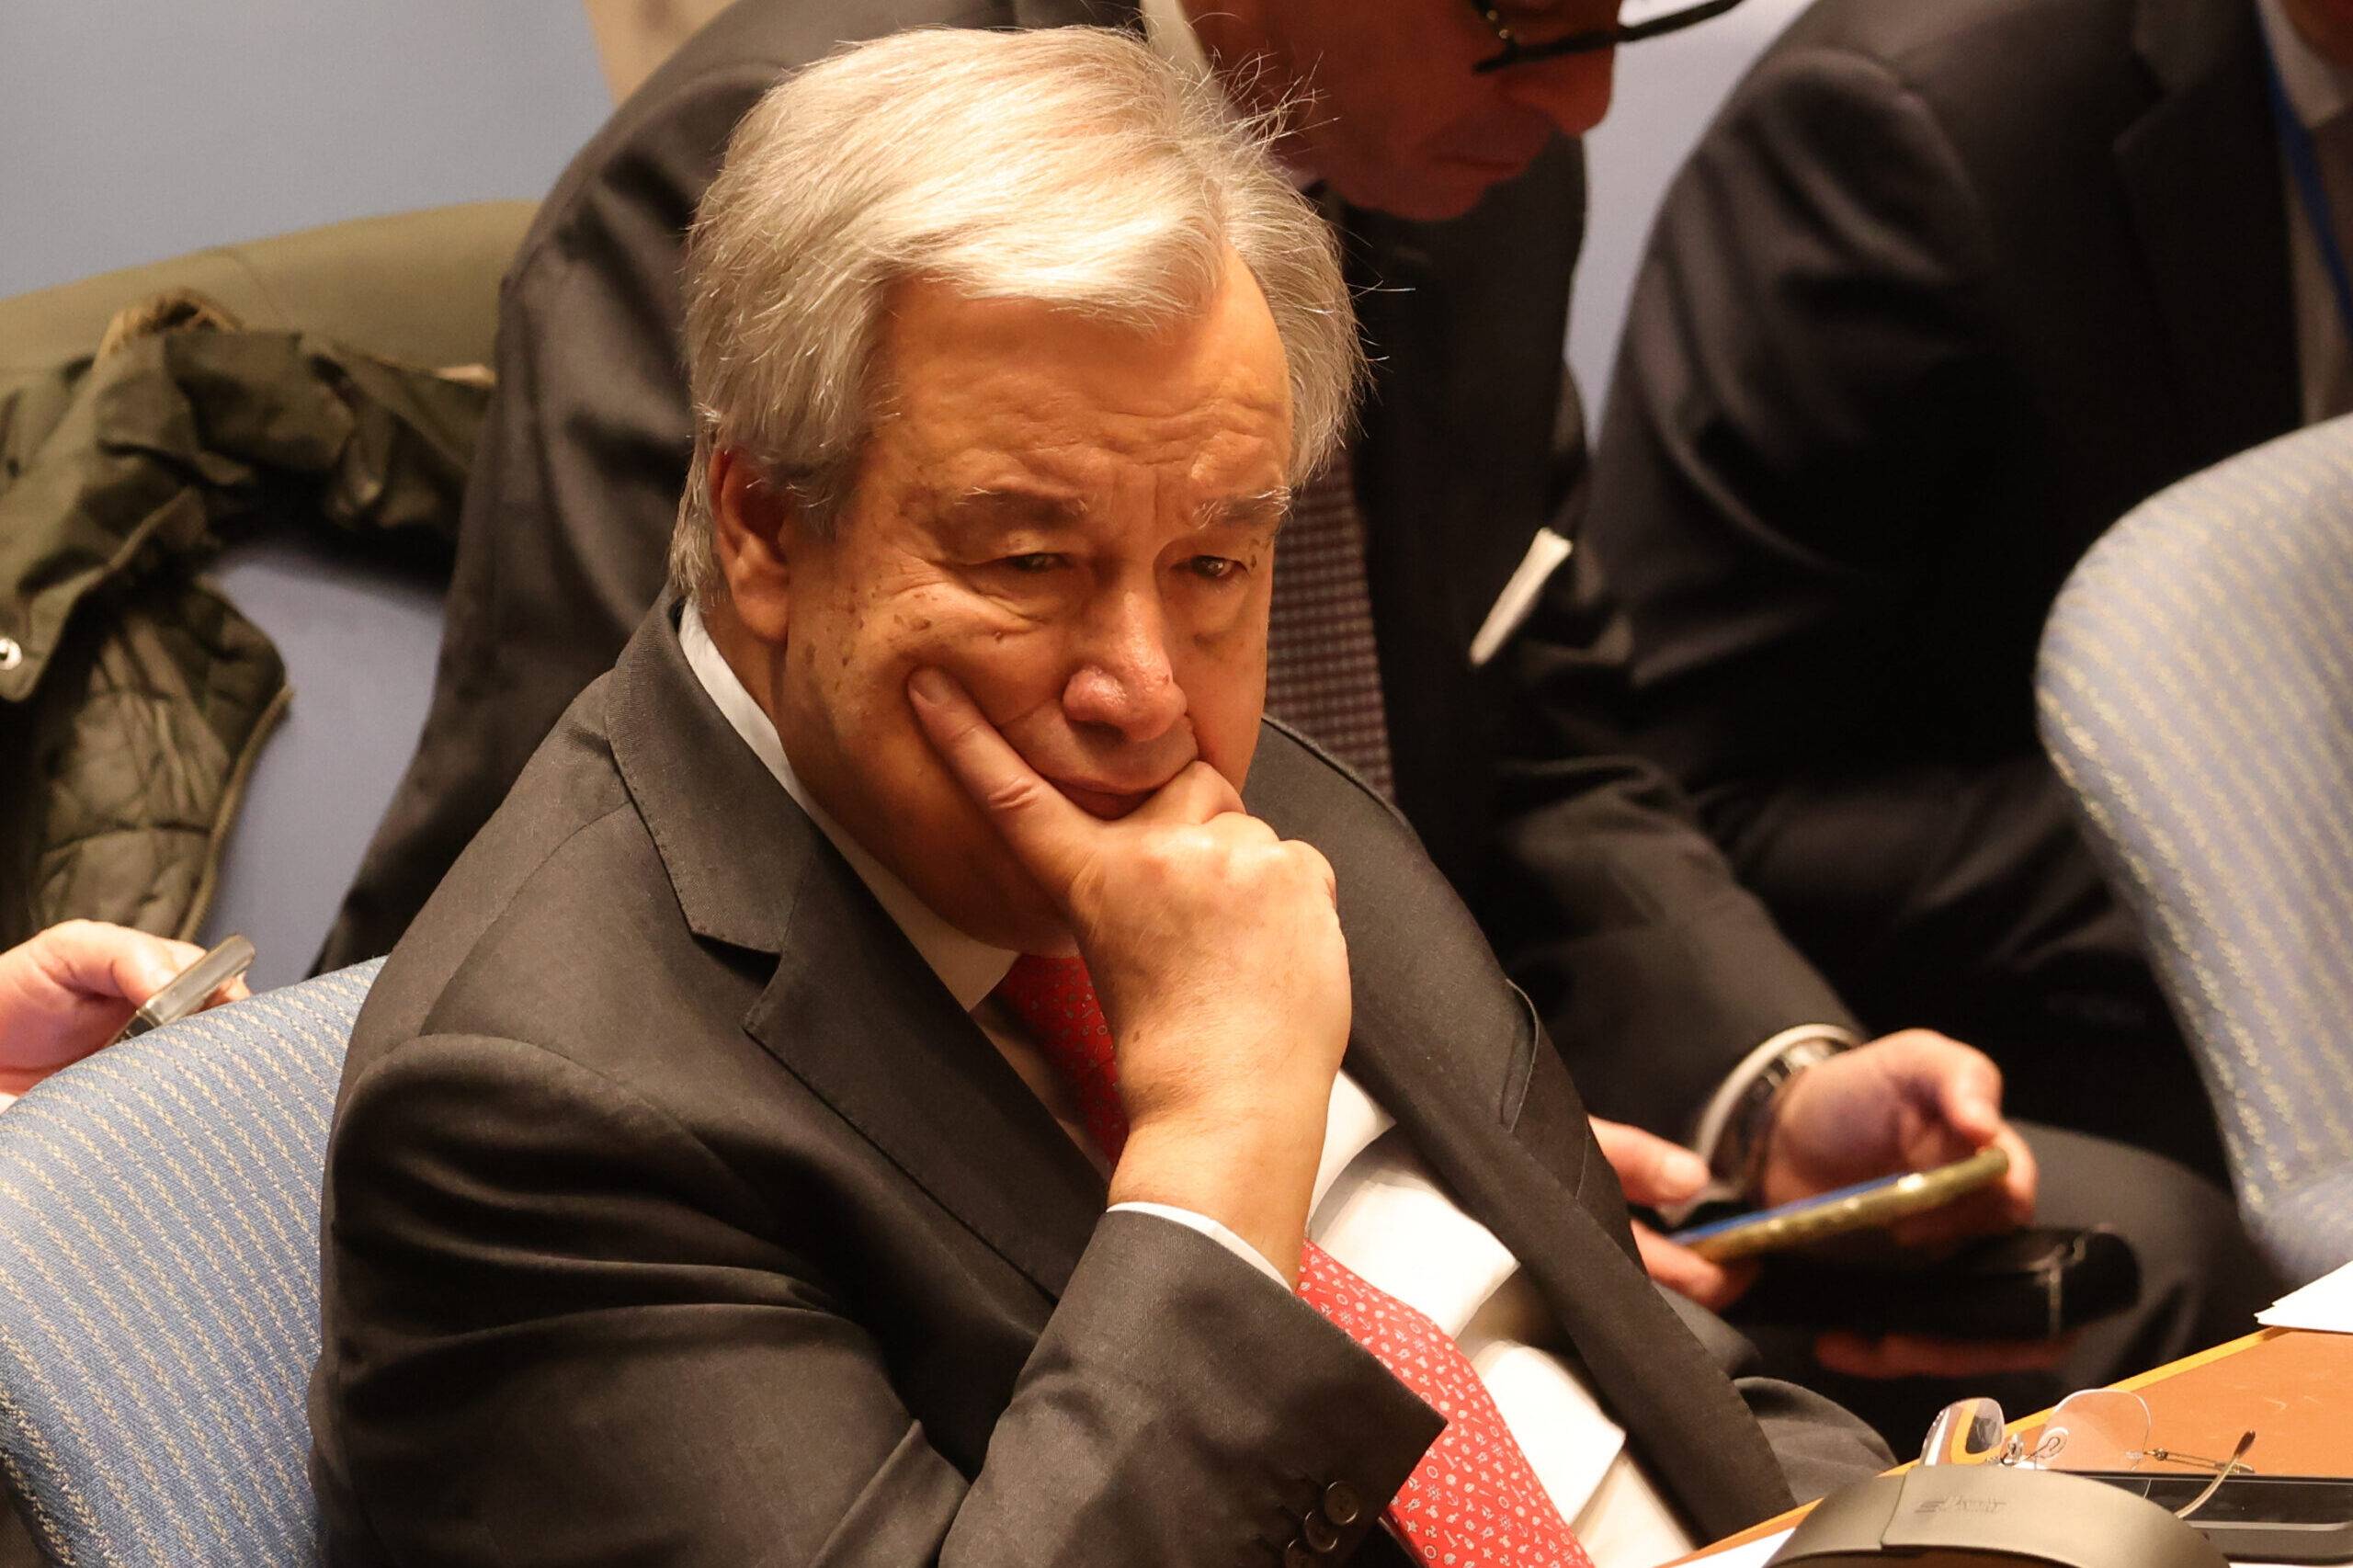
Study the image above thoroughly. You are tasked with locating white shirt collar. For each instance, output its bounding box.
[2259,0,2353,132]
[677,601,1016,1010]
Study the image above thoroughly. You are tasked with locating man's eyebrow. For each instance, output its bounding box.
[941,486,1090,523]
[1199,488,1292,532]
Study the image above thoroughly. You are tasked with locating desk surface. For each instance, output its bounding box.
[2097,1327,2353,1476]
[1674,1328,2353,1562]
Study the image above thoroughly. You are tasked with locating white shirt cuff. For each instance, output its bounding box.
[1108,1200,1289,1287]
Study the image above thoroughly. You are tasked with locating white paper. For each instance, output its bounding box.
[2256,1259,2353,1333]
[1671,1528,1792,1566]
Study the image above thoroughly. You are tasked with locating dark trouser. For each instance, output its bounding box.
[1739,1122,2279,1451]
[0,1476,39,1568]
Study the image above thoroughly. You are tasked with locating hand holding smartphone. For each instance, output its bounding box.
[1667,1145,2013,1263]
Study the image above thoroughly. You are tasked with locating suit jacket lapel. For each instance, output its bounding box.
[1343,1001,1795,1542]
[608,603,1103,1304]
[2118,0,2299,463]
[747,861,1108,1301]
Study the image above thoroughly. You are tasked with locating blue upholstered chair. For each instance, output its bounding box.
[0,959,379,1565]
[2037,416,2353,1285]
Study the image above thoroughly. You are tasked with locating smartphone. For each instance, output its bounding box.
[2075,1472,2353,1562]
[107,934,256,1046]
[1665,1145,2011,1262]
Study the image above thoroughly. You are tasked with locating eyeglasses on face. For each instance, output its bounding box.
[1462,0,1755,74]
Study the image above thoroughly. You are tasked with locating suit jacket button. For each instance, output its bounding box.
[1284,1539,1316,1568]
[1321,1482,1363,1528]
[1302,1513,1341,1552]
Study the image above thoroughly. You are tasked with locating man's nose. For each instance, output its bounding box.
[1495,56,1614,137]
[1061,587,1187,742]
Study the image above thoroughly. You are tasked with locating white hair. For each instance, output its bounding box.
[668,25,1361,603]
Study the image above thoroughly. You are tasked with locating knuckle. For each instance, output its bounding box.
[981,772,1047,818]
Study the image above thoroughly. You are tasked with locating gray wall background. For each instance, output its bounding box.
[2,0,1810,395]
[0,1,611,298]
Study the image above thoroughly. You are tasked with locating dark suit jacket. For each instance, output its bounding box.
[309,605,1885,1566]
[1530,0,2293,1160]
[317,0,1859,1140]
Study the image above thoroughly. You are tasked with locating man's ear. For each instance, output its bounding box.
[710,447,798,642]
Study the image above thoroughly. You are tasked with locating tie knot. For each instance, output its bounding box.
[993,954,1127,1162]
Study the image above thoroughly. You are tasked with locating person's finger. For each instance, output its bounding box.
[1814,1329,2077,1381]
[1128,758,1246,826]
[32,921,201,1007]
[205,974,253,1010]
[1591,1117,1711,1208]
[1631,1220,1757,1313]
[907,667,1097,886]
[1263,838,1341,911]
[1924,1042,2007,1149]
[1988,1122,2038,1224]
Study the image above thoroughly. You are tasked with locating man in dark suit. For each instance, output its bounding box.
[320,0,1847,1078]
[311,32,1890,1562]
[1541,0,2325,1172]
[315,0,2268,1418]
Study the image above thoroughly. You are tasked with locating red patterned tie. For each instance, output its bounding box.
[991,953,1596,1567]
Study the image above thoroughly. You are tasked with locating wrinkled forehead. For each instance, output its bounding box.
[859,271,1298,514]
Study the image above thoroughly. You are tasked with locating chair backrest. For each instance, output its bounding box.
[0,204,534,990]
[2037,416,2353,1280]
[0,960,380,1566]
[0,204,533,400]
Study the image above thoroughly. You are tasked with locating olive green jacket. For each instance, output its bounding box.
[0,307,487,948]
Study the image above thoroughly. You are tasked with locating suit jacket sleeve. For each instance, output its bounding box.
[1667,1292,1893,1505]
[313,1032,1441,1567]
[1572,43,2104,1001]
[1491,532,1860,1138]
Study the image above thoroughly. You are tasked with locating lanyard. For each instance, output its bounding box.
[2263,37,2353,348]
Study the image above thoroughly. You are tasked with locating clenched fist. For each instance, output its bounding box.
[911,666,1348,1279]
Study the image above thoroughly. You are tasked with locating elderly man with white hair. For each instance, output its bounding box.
[320,0,2267,1457]
[310,30,1890,1567]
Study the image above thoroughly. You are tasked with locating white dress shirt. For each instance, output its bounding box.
[677,604,1696,1564]
[2256,0,2353,422]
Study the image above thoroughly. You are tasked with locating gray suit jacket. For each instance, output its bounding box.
[310,604,1885,1566]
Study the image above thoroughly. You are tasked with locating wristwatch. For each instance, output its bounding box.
[1704,1028,1856,1198]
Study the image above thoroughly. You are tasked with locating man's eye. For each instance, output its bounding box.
[999,553,1064,574]
[1186,556,1242,582]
